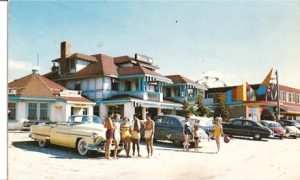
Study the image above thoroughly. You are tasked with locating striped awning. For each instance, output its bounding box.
[145,75,173,84]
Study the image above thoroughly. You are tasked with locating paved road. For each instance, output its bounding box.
[8,132,300,180]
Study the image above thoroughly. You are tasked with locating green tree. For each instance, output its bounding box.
[182,99,191,117]
[195,95,209,117]
[214,97,230,122]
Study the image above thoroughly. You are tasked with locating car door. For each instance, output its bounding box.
[153,117,163,140]
[242,121,255,137]
[167,117,181,141]
[50,123,70,146]
[229,120,243,136]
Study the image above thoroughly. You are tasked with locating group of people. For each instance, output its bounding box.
[182,114,224,153]
[103,112,155,160]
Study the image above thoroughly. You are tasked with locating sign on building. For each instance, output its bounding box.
[60,90,82,97]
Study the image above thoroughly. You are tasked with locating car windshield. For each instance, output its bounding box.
[68,116,103,124]
[268,123,281,128]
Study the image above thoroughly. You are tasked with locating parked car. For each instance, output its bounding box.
[280,120,300,130]
[22,119,39,130]
[222,119,273,140]
[30,115,123,156]
[260,120,286,139]
[153,115,208,145]
[279,121,300,139]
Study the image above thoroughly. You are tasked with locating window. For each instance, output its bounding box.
[174,87,180,97]
[75,83,81,90]
[93,105,99,116]
[39,103,49,121]
[297,94,300,104]
[292,93,295,103]
[111,79,119,91]
[282,91,286,102]
[288,93,292,102]
[28,103,37,120]
[232,120,242,126]
[8,102,16,121]
[243,121,253,127]
[83,108,88,115]
[70,60,75,72]
[124,81,131,91]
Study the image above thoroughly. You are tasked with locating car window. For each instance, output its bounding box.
[232,120,242,126]
[243,121,253,126]
[154,117,163,124]
[162,118,169,125]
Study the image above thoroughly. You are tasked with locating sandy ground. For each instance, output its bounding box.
[8,132,300,180]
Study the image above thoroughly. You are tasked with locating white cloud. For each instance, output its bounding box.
[8,59,42,82]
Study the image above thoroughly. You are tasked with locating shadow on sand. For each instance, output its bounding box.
[11,141,106,159]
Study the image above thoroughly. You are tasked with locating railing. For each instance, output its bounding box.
[147,91,161,101]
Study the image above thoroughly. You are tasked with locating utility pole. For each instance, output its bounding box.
[276,70,280,121]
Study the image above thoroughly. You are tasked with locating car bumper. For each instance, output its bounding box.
[89,141,124,153]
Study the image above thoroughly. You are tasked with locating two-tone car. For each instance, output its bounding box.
[222,119,273,140]
[30,115,123,156]
[261,120,287,139]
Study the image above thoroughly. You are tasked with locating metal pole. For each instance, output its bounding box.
[276,70,280,121]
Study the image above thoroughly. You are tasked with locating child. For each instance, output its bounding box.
[193,121,200,151]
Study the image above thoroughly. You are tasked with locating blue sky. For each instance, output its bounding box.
[8,1,300,88]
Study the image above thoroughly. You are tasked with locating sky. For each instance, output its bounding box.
[8,1,300,88]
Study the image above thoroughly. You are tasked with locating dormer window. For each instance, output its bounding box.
[70,59,75,73]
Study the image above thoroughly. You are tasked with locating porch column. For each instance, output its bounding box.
[142,107,147,120]
[124,102,135,120]
[157,108,162,115]
[99,104,108,120]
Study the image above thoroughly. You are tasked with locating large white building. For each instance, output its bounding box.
[44,41,207,120]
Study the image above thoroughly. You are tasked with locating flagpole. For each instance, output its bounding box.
[276,70,280,121]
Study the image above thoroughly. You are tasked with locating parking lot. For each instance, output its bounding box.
[8,131,300,180]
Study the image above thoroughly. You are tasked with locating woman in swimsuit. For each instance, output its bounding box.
[104,112,115,160]
[182,115,192,151]
[120,116,131,157]
[214,117,224,154]
[113,113,121,159]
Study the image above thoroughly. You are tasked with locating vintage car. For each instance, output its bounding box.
[30,115,123,156]
[261,120,287,139]
[222,119,273,140]
[153,115,208,145]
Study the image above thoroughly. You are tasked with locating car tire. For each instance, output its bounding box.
[38,139,47,147]
[77,139,89,156]
[253,133,261,140]
[279,136,283,140]
[173,140,182,146]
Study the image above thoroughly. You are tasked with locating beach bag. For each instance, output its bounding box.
[224,135,230,143]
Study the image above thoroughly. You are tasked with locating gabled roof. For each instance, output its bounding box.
[118,66,165,77]
[52,53,97,63]
[8,73,93,103]
[56,54,118,80]
[114,56,135,64]
[8,73,66,98]
[166,75,196,84]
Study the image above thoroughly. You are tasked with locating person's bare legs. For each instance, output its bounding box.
[216,137,220,153]
[145,139,150,158]
[150,138,153,156]
[105,139,112,160]
[113,139,119,159]
[137,140,141,156]
[132,140,136,156]
[195,140,198,151]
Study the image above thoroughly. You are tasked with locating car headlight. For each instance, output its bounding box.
[91,132,98,143]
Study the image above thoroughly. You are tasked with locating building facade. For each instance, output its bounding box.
[45,42,195,120]
[8,70,95,130]
[204,69,300,121]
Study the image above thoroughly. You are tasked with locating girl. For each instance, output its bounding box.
[120,117,132,158]
[214,117,224,154]
[193,121,200,151]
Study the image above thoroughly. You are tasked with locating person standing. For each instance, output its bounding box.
[182,114,192,151]
[131,114,141,157]
[193,121,200,151]
[144,113,155,158]
[121,116,131,158]
[214,117,224,154]
[113,113,121,159]
[104,112,115,160]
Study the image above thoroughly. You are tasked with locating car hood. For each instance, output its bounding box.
[270,127,285,132]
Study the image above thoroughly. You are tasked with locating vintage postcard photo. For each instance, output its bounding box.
[5,1,300,180]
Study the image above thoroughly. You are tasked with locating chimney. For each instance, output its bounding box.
[61,41,71,59]
[51,63,58,72]
[32,69,39,74]
[60,41,72,75]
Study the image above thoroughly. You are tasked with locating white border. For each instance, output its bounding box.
[0,1,8,180]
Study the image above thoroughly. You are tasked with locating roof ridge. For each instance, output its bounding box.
[35,75,57,97]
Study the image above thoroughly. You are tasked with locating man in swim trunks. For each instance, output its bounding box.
[104,112,115,160]
[131,114,141,157]
[144,113,155,158]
